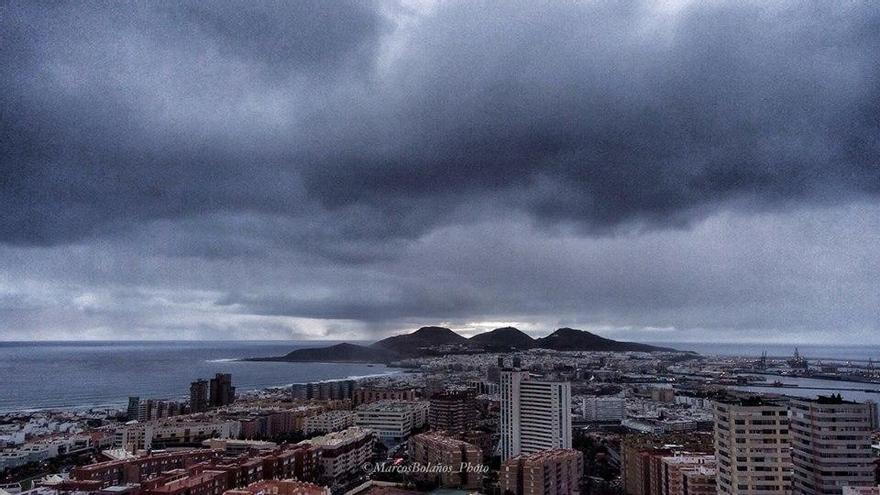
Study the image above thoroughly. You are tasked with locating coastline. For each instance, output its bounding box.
[240,357,393,365]
[0,368,404,416]
[0,341,402,415]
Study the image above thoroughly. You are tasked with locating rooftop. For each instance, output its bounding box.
[505,448,581,463]
[715,395,784,407]
[411,433,479,450]
[303,427,374,448]
[357,400,426,412]
[800,394,859,405]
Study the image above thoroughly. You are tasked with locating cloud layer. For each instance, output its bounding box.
[1,1,879,342]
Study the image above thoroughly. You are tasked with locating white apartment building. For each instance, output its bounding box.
[713,397,792,495]
[303,427,375,483]
[355,400,429,443]
[304,410,357,435]
[790,397,875,495]
[583,396,625,422]
[113,420,238,450]
[0,436,93,471]
[500,362,572,460]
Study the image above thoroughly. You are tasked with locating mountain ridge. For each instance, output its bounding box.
[371,326,468,355]
[535,327,676,352]
[468,326,535,350]
[244,342,397,363]
[250,326,680,363]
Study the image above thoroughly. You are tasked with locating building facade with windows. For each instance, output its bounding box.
[789,397,875,495]
[500,359,572,460]
[713,397,791,495]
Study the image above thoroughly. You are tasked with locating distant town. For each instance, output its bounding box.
[2,327,880,495]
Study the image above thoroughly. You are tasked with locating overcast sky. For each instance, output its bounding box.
[2,1,879,343]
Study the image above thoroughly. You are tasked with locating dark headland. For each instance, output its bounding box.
[245,326,680,364]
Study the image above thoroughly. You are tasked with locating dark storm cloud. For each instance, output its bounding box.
[301,1,880,232]
[1,0,385,245]
[2,1,879,248]
[171,2,384,73]
[2,1,880,341]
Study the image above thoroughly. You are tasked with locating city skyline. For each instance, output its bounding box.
[3,1,880,343]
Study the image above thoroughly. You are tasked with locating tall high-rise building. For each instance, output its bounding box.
[209,373,235,407]
[127,397,140,421]
[713,396,791,495]
[864,401,879,430]
[190,379,209,413]
[429,389,477,431]
[500,358,572,460]
[789,396,875,495]
[138,399,154,421]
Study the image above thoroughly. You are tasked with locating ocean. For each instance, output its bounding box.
[0,341,396,413]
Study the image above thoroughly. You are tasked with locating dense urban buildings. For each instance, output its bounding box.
[66,443,323,495]
[500,357,572,460]
[223,480,330,495]
[113,419,239,450]
[620,433,715,495]
[713,396,792,495]
[789,396,875,495]
[134,399,184,422]
[501,448,584,495]
[6,345,880,495]
[138,466,227,495]
[70,450,220,486]
[237,407,328,439]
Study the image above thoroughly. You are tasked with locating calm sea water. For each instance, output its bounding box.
[732,374,880,403]
[0,341,395,413]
